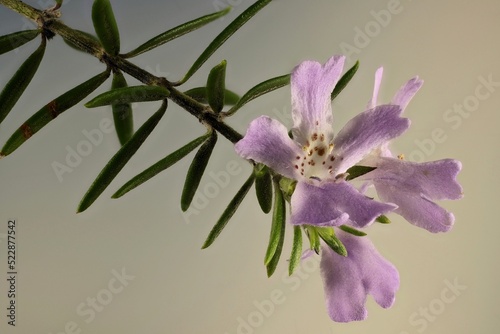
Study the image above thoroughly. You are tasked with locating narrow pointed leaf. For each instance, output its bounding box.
[111,71,134,145]
[339,225,367,237]
[85,85,170,108]
[254,165,272,214]
[0,30,40,55]
[61,29,102,54]
[376,215,391,224]
[225,74,290,116]
[92,0,120,55]
[288,225,302,276]
[345,165,376,181]
[1,69,110,156]
[112,133,210,199]
[178,0,272,85]
[202,174,255,249]
[317,227,347,257]
[77,101,167,213]
[266,178,286,277]
[264,179,285,265]
[184,87,240,105]
[123,7,231,58]
[207,60,227,113]
[306,225,320,254]
[181,131,218,211]
[331,60,359,100]
[0,38,45,125]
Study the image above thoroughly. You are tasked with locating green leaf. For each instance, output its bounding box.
[202,173,255,249]
[288,225,302,276]
[376,215,391,224]
[206,60,227,113]
[264,178,286,265]
[0,30,40,55]
[92,0,120,55]
[0,38,46,125]
[181,131,218,211]
[85,85,170,107]
[254,165,273,214]
[1,69,110,157]
[112,133,210,199]
[77,101,167,213]
[317,227,347,257]
[177,0,272,85]
[339,225,367,237]
[111,71,134,145]
[184,87,240,105]
[225,74,290,116]
[123,7,231,58]
[331,60,359,101]
[61,29,102,54]
[305,225,320,254]
[345,165,376,181]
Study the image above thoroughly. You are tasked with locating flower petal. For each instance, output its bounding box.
[291,55,345,146]
[391,76,423,113]
[367,67,384,109]
[374,182,455,233]
[320,230,399,322]
[332,105,410,174]
[235,116,302,179]
[367,157,463,200]
[290,181,396,228]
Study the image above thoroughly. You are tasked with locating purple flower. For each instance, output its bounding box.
[320,229,399,322]
[235,55,406,228]
[359,68,463,232]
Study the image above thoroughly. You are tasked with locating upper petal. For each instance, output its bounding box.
[320,230,399,322]
[235,116,302,179]
[291,55,345,146]
[290,181,396,228]
[367,67,384,109]
[391,76,423,113]
[332,104,410,174]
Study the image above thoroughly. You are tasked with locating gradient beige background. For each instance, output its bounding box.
[0,0,498,333]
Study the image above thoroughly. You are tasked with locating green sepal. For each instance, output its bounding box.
[85,85,170,107]
[288,225,302,276]
[77,101,167,213]
[254,164,272,214]
[264,178,286,265]
[181,131,218,211]
[316,227,347,257]
[202,173,255,249]
[177,0,272,85]
[112,132,210,199]
[111,71,134,145]
[0,30,40,55]
[184,87,240,105]
[339,225,367,237]
[225,74,290,116]
[345,165,376,181]
[305,225,320,254]
[376,215,391,224]
[1,69,110,157]
[266,178,286,277]
[279,177,296,202]
[123,7,231,58]
[331,60,359,101]
[92,0,120,55]
[0,38,46,125]
[206,60,227,113]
